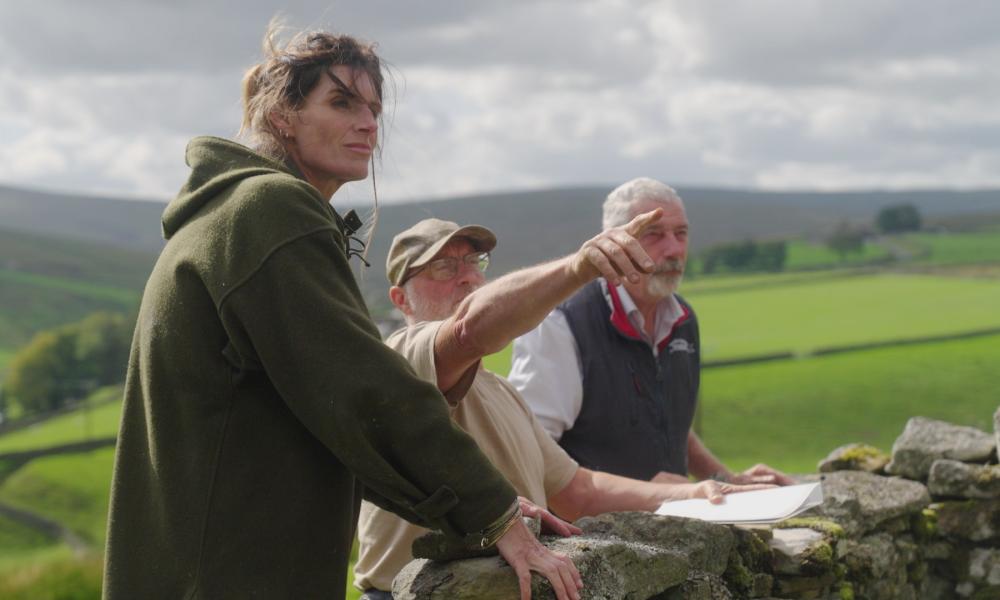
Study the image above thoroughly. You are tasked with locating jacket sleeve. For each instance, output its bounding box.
[219,226,517,537]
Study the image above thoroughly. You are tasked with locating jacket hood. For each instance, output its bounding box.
[162,136,308,239]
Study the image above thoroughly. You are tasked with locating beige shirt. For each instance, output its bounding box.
[353,320,579,592]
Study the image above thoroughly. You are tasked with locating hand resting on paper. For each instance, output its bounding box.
[683,480,776,504]
[726,463,795,486]
[649,471,777,503]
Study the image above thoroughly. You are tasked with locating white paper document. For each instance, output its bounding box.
[654,482,824,524]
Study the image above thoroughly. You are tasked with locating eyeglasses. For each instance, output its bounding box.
[402,252,490,285]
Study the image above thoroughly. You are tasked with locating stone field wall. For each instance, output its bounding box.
[393,409,1000,599]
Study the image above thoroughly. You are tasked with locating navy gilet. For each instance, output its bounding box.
[557,280,700,480]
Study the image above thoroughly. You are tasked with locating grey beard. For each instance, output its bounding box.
[646,259,684,298]
[647,273,682,298]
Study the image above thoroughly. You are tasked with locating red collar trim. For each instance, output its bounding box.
[606,283,691,350]
[607,283,641,340]
[657,302,691,353]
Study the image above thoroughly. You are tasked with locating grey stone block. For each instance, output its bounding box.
[886,417,995,480]
[656,571,734,600]
[769,528,830,576]
[576,512,736,576]
[393,534,689,600]
[805,470,930,536]
[968,548,1000,587]
[935,499,1000,542]
[929,459,1000,499]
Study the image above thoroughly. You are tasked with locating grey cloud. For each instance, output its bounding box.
[670,1,1000,87]
[0,0,501,75]
[2,0,999,200]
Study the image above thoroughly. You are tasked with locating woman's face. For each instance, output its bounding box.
[283,65,381,197]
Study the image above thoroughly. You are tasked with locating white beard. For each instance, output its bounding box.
[647,272,682,298]
[646,259,685,299]
[408,283,479,322]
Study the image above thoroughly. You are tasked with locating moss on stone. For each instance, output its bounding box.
[907,560,927,584]
[736,527,774,572]
[840,444,887,462]
[775,517,846,539]
[723,551,754,594]
[880,515,911,534]
[975,465,1000,485]
[971,586,1000,600]
[912,508,938,540]
[839,581,855,600]
[801,540,835,575]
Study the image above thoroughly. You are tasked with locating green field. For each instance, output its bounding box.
[0,387,121,583]
[0,389,122,455]
[486,270,1000,370]
[908,231,1000,265]
[682,268,863,295]
[783,238,891,270]
[0,448,114,547]
[0,228,154,291]
[699,333,1000,474]
[0,274,137,374]
[689,272,1000,360]
[0,228,152,380]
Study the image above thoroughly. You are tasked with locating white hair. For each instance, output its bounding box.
[601,177,683,231]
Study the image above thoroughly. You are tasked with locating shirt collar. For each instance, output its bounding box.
[601,279,688,353]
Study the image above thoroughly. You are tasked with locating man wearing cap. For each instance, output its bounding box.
[352,213,769,599]
[509,178,794,487]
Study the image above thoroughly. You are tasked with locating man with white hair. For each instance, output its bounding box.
[510,178,793,486]
[353,213,769,599]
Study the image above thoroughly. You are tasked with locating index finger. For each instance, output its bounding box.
[624,207,664,237]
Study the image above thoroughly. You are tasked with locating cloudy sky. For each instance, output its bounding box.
[2,0,999,205]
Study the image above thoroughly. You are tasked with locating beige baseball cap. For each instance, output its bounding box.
[386,218,497,286]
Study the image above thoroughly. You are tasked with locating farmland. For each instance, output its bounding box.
[689,272,1000,360]
[699,333,1000,474]
[2,225,999,598]
[0,228,153,379]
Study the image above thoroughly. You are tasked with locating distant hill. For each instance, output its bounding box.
[0,185,166,253]
[2,181,999,313]
[0,228,155,365]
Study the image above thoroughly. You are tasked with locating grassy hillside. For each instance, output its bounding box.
[487,268,1000,367]
[0,389,119,597]
[6,180,1000,316]
[0,185,166,253]
[907,231,1000,265]
[0,229,154,379]
[699,333,1000,474]
[0,448,114,548]
[783,239,891,270]
[0,388,122,455]
[0,228,155,290]
[689,272,1000,360]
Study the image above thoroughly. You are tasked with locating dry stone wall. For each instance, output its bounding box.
[393,408,1000,599]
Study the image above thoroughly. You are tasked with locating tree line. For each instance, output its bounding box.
[1,312,133,418]
[696,203,923,274]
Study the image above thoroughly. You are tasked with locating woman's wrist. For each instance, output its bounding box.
[478,498,522,549]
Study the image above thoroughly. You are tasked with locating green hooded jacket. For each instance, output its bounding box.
[103,137,516,599]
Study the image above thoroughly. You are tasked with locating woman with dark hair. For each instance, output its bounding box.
[103,24,581,600]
